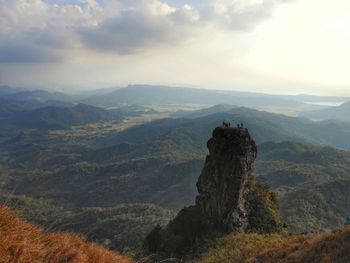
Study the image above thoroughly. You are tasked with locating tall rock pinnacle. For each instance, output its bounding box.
[196,126,257,231]
[144,126,282,258]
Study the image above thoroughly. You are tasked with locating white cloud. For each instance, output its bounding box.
[205,0,294,30]
[0,0,91,62]
[9,0,350,96]
[77,0,201,53]
[0,0,289,61]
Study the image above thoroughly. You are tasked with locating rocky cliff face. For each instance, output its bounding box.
[144,126,281,258]
[196,127,257,231]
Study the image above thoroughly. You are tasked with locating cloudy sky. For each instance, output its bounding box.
[1,0,350,95]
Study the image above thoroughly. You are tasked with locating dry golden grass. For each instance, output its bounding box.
[258,228,350,263]
[195,233,288,263]
[0,206,134,263]
[196,228,350,263]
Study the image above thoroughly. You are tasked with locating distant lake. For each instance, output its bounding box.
[305,101,346,107]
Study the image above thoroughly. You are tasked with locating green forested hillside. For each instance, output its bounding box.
[2,106,350,253]
[0,192,174,253]
[256,141,350,189]
[52,204,174,253]
[106,107,350,150]
[279,179,350,232]
[0,192,68,226]
[1,89,71,102]
[255,141,350,232]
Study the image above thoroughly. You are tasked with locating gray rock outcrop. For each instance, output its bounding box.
[144,125,282,258]
[196,126,257,231]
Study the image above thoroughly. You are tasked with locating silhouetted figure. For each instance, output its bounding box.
[222,122,229,128]
[237,123,240,128]
[241,122,244,128]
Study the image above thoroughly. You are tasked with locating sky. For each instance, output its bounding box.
[1,0,350,95]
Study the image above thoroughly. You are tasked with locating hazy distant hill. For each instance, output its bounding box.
[0,85,24,96]
[1,88,71,102]
[101,107,350,150]
[3,85,350,115]
[0,98,73,119]
[290,94,349,104]
[300,101,350,122]
[83,85,305,108]
[171,104,236,118]
[1,103,122,130]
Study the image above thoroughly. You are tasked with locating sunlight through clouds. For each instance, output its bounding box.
[1,0,350,95]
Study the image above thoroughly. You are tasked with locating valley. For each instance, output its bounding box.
[1,85,350,261]
[3,1,350,260]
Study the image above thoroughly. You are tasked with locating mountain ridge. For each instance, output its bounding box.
[300,100,350,122]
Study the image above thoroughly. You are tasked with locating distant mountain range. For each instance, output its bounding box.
[0,86,71,102]
[0,86,161,131]
[2,84,350,117]
[171,104,236,118]
[300,101,350,122]
[104,106,350,150]
[0,103,122,130]
[0,98,73,118]
[0,85,24,96]
[83,85,307,108]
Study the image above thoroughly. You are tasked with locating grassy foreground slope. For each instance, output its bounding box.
[195,234,287,263]
[0,206,134,263]
[0,193,174,253]
[195,227,350,263]
[258,228,350,263]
